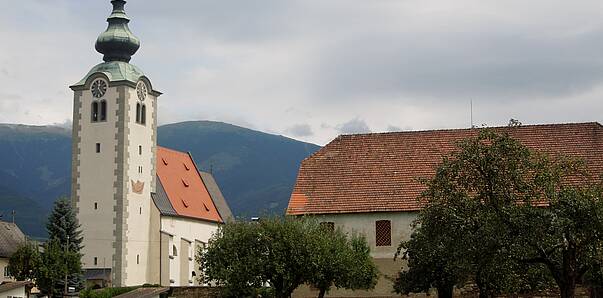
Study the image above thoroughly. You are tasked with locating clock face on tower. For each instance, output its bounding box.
[90,79,107,98]
[136,81,147,101]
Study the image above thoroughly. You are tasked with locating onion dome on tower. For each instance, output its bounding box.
[95,0,140,63]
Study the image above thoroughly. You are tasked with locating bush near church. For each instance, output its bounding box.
[198,217,378,298]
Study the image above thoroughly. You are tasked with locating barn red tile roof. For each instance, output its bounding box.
[286,122,603,215]
[156,146,223,223]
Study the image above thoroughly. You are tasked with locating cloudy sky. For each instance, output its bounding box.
[2,1,603,145]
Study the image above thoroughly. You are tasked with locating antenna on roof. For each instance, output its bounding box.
[470,99,474,129]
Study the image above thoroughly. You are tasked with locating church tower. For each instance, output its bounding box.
[70,0,160,286]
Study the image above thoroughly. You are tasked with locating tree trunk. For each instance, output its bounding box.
[558,246,578,298]
[437,286,453,298]
[591,287,603,298]
[318,288,327,298]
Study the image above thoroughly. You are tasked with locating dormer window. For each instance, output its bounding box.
[182,178,189,187]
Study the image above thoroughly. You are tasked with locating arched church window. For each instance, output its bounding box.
[141,105,146,125]
[91,102,99,122]
[172,245,178,256]
[136,103,141,123]
[100,100,107,121]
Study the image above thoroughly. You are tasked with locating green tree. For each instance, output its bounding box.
[512,185,603,298]
[198,220,266,297]
[308,228,378,298]
[396,130,598,298]
[46,197,84,293]
[199,217,378,298]
[36,239,81,298]
[8,242,41,281]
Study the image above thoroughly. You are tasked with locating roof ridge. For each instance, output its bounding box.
[337,121,602,138]
[157,145,188,155]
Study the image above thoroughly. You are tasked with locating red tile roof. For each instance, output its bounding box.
[286,122,603,215]
[156,146,223,223]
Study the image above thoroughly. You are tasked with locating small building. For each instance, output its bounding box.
[0,281,31,298]
[0,221,26,283]
[287,122,603,297]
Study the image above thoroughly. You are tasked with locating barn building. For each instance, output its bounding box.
[288,122,603,297]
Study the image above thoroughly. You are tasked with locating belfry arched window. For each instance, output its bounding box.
[172,245,178,257]
[100,100,107,121]
[91,102,99,122]
[136,103,141,123]
[141,105,146,125]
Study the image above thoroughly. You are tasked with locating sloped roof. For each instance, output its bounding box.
[0,281,32,293]
[0,221,26,258]
[151,177,178,217]
[155,146,223,223]
[200,172,234,222]
[287,122,603,215]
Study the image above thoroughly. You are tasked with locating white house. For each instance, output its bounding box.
[0,281,31,298]
[0,221,26,284]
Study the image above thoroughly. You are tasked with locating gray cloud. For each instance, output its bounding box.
[285,124,313,137]
[3,1,603,145]
[337,118,371,135]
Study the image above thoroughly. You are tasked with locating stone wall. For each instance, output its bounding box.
[167,287,222,298]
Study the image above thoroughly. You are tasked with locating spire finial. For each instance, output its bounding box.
[95,0,140,63]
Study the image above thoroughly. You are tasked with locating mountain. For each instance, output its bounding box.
[0,121,320,237]
[158,121,320,216]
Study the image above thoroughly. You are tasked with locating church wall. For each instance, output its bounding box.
[122,87,157,286]
[148,200,162,284]
[160,216,220,287]
[75,81,120,272]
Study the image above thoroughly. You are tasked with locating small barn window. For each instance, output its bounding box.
[375,220,391,246]
[91,102,99,122]
[141,105,146,125]
[100,100,107,121]
[320,222,335,232]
